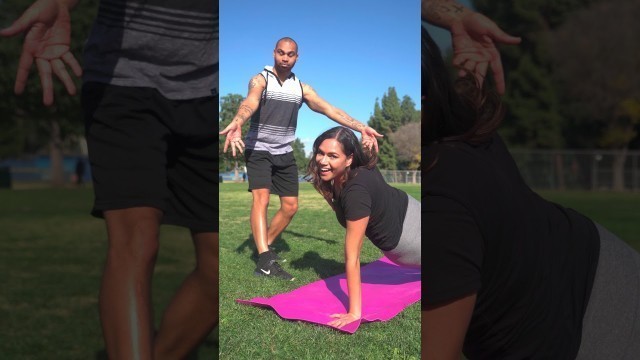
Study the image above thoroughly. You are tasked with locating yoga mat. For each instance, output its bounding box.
[237,256,421,334]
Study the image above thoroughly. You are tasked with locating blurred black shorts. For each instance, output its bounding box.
[82,82,218,233]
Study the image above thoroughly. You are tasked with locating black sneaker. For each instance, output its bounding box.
[269,246,287,262]
[255,253,295,281]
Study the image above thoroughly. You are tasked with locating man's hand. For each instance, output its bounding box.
[450,12,521,94]
[219,121,245,157]
[360,126,383,153]
[0,0,82,106]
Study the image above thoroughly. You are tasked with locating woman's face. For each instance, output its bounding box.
[315,138,353,183]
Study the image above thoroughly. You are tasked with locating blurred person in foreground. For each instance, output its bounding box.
[1,0,218,358]
[422,1,640,358]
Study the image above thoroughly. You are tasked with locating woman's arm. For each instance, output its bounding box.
[328,216,369,328]
[423,292,477,360]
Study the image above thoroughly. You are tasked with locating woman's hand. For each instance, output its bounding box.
[328,312,361,328]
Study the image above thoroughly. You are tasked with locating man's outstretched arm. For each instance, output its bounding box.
[0,0,83,106]
[219,74,265,157]
[301,83,383,153]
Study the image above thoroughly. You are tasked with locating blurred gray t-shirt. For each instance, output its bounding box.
[82,0,217,100]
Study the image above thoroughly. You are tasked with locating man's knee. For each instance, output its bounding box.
[104,207,161,264]
[280,198,298,218]
[251,189,271,208]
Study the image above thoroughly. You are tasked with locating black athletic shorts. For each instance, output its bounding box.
[82,82,218,233]
[244,150,298,197]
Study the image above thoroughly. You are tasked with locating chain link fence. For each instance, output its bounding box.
[511,149,640,191]
[379,170,421,184]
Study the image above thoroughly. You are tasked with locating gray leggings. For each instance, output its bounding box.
[383,195,421,267]
[576,223,640,359]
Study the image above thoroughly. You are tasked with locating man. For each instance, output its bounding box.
[220,37,382,281]
[1,0,218,359]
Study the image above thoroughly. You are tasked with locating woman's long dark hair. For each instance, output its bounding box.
[423,26,505,164]
[306,126,377,202]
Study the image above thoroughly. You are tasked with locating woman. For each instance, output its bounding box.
[306,126,421,329]
[422,24,640,359]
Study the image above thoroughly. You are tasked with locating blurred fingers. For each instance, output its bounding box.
[51,58,76,95]
[35,58,54,106]
[62,52,82,77]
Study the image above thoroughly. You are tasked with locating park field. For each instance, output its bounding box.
[219,182,421,360]
[0,188,217,359]
[1,185,638,359]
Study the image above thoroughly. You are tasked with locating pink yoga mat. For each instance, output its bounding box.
[237,256,421,334]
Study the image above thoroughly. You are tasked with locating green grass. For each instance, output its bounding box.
[219,182,421,360]
[539,191,640,251]
[0,188,217,359]
[2,185,637,359]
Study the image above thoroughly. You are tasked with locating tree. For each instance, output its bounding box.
[0,0,99,186]
[549,0,640,190]
[218,93,246,173]
[367,87,419,169]
[368,100,397,169]
[389,122,421,170]
[472,0,597,149]
[291,138,308,174]
[400,95,420,125]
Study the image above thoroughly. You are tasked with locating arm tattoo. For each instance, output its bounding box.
[248,78,258,89]
[234,104,254,124]
[339,112,365,131]
[426,0,465,23]
[239,104,252,116]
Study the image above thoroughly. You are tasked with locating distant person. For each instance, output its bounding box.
[74,157,85,185]
[422,3,640,359]
[219,37,383,281]
[1,0,218,359]
[306,126,420,329]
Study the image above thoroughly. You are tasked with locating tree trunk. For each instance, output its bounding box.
[234,160,239,181]
[554,153,566,191]
[612,148,628,191]
[50,118,65,187]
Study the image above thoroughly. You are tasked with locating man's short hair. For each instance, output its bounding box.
[275,37,298,52]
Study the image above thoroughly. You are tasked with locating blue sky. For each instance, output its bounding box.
[220,0,421,155]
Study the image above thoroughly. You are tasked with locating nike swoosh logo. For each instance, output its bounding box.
[260,269,270,275]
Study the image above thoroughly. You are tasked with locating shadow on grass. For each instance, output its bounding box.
[235,231,338,258]
[289,251,346,279]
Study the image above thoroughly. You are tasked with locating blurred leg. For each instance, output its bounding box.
[100,207,162,360]
[154,231,218,360]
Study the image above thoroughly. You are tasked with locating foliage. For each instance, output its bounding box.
[548,0,640,150]
[0,0,98,159]
[389,122,421,170]
[291,138,308,173]
[218,93,247,172]
[472,0,597,149]
[368,87,420,169]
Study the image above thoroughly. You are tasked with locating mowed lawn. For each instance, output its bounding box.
[0,188,217,359]
[219,182,421,360]
[1,185,638,359]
